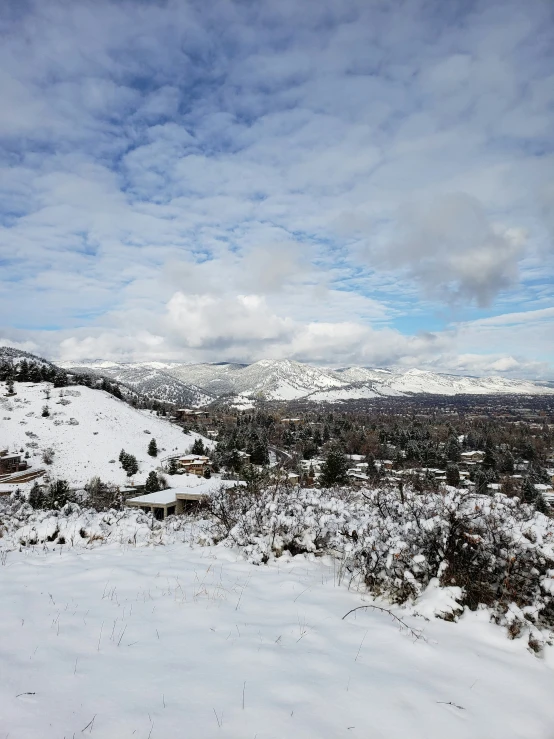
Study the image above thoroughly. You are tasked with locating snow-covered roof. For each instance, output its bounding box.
[173,479,245,498]
[127,490,179,505]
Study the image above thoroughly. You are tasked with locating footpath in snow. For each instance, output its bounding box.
[1,540,554,739]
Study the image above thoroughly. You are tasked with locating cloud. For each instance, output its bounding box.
[0,0,552,376]
[371,193,527,307]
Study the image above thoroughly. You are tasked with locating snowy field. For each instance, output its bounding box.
[0,382,209,489]
[2,539,554,739]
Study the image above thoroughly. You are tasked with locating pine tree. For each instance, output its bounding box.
[320,446,349,487]
[474,469,489,495]
[124,454,139,477]
[28,482,44,509]
[144,471,160,493]
[482,439,497,471]
[168,457,178,475]
[18,359,29,382]
[47,479,72,509]
[521,477,538,504]
[42,405,50,417]
[191,438,205,455]
[445,436,461,462]
[250,438,269,466]
[446,464,460,487]
[147,438,158,457]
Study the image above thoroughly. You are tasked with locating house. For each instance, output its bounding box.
[347,470,369,486]
[0,450,27,475]
[236,450,251,463]
[126,479,246,520]
[177,454,210,476]
[175,409,209,421]
[125,489,181,520]
[287,472,300,485]
[460,451,485,463]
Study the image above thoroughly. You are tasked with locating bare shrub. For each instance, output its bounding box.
[207,484,554,635]
[42,447,55,465]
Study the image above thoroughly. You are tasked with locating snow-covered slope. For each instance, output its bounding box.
[166,362,248,396]
[373,368,552,396]
[332,366,395,383]
[1,537,554,738]
[59,361,214,407]
[54,356,554,402]
[166,360,554,399]
[230,359,345,400]
[0,382,208,488]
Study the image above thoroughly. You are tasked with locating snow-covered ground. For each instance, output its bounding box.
[1,536,554,739]
[0,382,209,490]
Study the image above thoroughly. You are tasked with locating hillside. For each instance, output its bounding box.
[0,382,208,489]
[61,362,214,407]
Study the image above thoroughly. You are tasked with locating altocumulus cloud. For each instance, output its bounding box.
[0,0,553,377]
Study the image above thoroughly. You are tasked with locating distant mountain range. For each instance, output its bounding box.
[57,357,554,404]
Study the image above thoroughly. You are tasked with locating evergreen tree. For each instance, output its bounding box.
[191,438,205,455]
[168,457,178,475]
[41,405,50,417]
[18,359,29,382]
[250,438,269,466]
[445,436,461,462]
[498,451,515,474]
[47,479,72,509]
[144,471,160,493]
[147,438,158,457]
[29,363,42,383]
[445,464,460,487]
[320,446,349,487]
[521,477,538,504]
[28,481,44,509]
[6,378,15,395]
[124,454,139,477]
[474,469,489,495]
[226,449,242,473]
[482,439,497,471]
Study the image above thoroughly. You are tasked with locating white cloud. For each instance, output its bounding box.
[0,0,552,376]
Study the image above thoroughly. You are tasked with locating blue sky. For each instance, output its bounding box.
[0,0,553,376]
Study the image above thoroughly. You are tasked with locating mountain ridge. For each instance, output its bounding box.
[57,356,554,401]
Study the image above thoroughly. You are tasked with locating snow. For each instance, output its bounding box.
[170,478,245,496]
[0,382,210,489]
[58,359,554,402]
[1,536,554,739]
[127,489,179,505]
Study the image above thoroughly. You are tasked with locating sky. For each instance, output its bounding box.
[0,0,553,377]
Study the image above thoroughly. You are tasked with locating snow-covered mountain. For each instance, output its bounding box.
[0,382,208,489]
[162,359,554,400]
[59,361,214,407]
[39,354,554,402]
